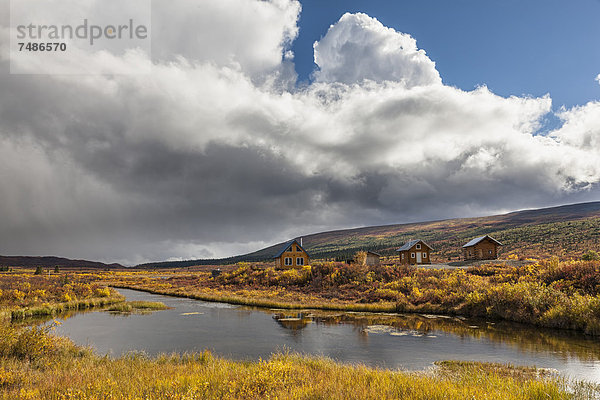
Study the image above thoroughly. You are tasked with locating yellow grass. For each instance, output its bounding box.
[1,324,596,400]
[1,269,599,399]
[106,300,169,313]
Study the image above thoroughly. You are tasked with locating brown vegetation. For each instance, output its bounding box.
[114,259,600,335]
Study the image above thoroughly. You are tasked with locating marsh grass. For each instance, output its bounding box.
[0,324,595,400]
[109,259,600,335]
[106,300,169,313]
[10,295,125,320]
[111,284,399,313]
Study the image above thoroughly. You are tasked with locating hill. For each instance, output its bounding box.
[137,201,600,268]
[0,255,124,270]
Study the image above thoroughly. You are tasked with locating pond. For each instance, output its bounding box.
[45,288,600,383]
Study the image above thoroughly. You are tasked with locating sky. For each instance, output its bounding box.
[1,0,600,265]
[294,0,600,111]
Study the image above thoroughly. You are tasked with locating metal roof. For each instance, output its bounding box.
[366,251,382,257]
[396,239,433,252]
[273,239,309,258]
[462,235,503,248]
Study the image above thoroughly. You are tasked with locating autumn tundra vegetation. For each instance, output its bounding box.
[1,257,600,398]
[3,320,596,399]
[112,257,600,335]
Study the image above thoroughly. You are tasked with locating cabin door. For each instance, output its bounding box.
[416,252,422,263]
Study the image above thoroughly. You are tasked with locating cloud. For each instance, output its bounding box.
[313,13,441,87]
[0,5,599,263]
[150,0,301,83]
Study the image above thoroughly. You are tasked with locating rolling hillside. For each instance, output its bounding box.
[0,255,124,270]
[138,201,600,268]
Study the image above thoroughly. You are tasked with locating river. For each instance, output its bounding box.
[45,288,600,383]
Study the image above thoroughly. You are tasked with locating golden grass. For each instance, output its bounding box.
[111,284,398,313]
[106,300,169,313]
[10,295,125,320]
[1,270,599,399]
[107,259,600,335]
[1,324,596,400]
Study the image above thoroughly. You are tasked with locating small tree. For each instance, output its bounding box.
[353,251,367,266]
[582,250,600,261]
[54,266,60,273]
[34,266,44,275]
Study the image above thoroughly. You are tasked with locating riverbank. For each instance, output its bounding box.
[4,260,600,335]
[9,295,125,321]
[108,258,600,335]
[111,284,400,312]
[1,323,596,399]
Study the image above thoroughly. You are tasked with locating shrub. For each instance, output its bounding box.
[0,325,57,361]
[353,251,367,266]
[94,287,111,297]
[540,261,600,296]
[582,251,600,261]
[11,289,25,301]
[0,366,18,388]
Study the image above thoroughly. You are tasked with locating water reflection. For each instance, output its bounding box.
[26,288,600,383]
[272,312,312,330]
[267,309,600,363]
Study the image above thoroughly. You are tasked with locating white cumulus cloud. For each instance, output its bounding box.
[0,4,599,263]
[313,13,441,87]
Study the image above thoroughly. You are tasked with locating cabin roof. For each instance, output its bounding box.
[396,239,433,252]
[462,235,503,248]
[273,239,309,258]
[366,251,382,257]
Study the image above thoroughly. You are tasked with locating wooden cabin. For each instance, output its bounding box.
[365,251,381,266]
[462,235,502,260]
[396,240,433,265]
[273,239,310,269]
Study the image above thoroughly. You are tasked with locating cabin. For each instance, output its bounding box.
[365,251,381,266]
[273,239,310,269]
[462,235,502,260]
[396,240,433,265]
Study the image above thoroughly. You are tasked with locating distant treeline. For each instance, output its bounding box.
[0,255,123,269]
[135,245,398,269]
[135,254,271,269]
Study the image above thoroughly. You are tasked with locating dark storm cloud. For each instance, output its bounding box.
[0,2,599,263]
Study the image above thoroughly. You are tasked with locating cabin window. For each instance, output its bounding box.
[284,257,293,266]
[411,252,415,258]
[469,251,472,256]
[296,246,301,252]
[489,250,492,254]
[416,244,421,250]
[296,257,304,266]
[423,252,427,258]
[401,253,405,259]
[287,247,293,252]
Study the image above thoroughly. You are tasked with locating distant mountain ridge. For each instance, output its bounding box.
[137,201,600,268]
[0,255,124,269]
